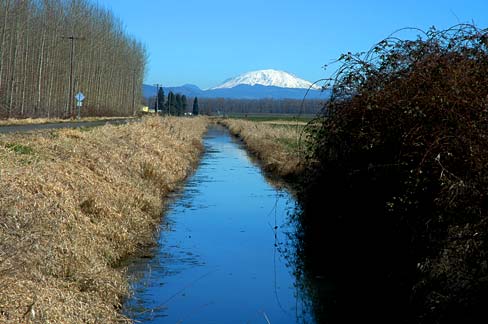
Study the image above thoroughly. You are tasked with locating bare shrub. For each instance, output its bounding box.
[302,24,488,322]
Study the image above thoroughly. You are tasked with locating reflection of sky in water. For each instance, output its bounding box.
[124,125,313,324]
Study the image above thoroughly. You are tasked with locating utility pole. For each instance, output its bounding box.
[62,35,84,118]
[153,84,160,114]
[132,69,136,116]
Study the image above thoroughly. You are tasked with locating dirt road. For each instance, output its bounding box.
[0,118,135,134]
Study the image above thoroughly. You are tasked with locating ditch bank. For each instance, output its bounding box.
[0,116,208,323]
[218,118,305,181]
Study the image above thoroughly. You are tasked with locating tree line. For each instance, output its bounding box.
[198,97,322,116]
[147,93,322,116]
[0,0,147,119]
[151,87,199,116]
[149,95,324,115]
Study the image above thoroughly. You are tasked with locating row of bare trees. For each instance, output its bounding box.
[0,0,146,119]
[196,97,324,116]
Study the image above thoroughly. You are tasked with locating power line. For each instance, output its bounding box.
[61,36,85,118]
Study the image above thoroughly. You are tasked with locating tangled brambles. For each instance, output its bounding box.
[0,116,208,323]
[301,24,488,323]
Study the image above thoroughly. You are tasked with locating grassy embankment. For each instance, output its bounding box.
[0,116,208,323]
[219,118,308,179]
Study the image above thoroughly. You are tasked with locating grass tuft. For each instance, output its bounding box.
[4,143,34,155]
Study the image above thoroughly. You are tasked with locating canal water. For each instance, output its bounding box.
[124,125,314,323]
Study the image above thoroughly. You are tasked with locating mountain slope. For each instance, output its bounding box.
[210,69,320,90]
[143,69,328,100]
[206,84,325,99]
[143,84,326,100]
[142,84,204,99]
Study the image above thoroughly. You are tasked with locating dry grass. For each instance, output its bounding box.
[0,116,137,126]
[260,120,307,126]
[0,116,208,323]
[219,118,305,178]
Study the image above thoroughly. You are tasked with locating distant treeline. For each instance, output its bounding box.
[0,0,146,119]
[196,97,324,115]
[145,95,324,116]
[148,87,196,116]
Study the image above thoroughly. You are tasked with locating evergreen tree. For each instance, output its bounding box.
[153,87,164,113]
[163,93,169,114]
[153,97,157,113]
[156,87,165,114]
[192,97,199,116]
[175,94,182,116]
[182,95,188,115]
[167,91,176,115]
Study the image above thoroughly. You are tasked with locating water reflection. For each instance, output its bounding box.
[124,125,315,323]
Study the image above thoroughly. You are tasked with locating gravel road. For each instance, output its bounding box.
[0,118,136,134]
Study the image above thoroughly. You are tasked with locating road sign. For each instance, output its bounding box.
[75,92,85,102]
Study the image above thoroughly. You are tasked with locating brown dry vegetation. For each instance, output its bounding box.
[0,116,208,323]
[300,25,488,323]
[219,118,305,179]
[0,117,137,126]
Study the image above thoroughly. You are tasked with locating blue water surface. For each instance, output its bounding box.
[124,125,313,323]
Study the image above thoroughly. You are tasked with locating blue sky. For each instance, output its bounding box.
[96,0,488,89]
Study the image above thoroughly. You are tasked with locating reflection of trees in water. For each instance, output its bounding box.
[263,189,317,324]
[289,209,328,324]
[291,205,418,324]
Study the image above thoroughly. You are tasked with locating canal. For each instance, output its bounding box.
[124,124,314,323]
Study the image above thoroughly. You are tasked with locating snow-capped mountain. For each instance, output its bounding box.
[210,69,321,90]
[142,69,328,100]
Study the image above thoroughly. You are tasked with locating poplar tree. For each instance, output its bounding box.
[192,97,199,116]
[0,0,147,118]
[175,94,182,116]
[181,95,187,115]
[167,91,175,115]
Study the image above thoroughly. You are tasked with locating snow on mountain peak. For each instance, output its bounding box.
[210,69,320,90]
